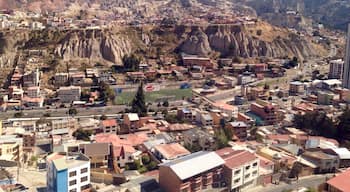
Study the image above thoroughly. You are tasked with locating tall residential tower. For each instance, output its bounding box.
[343,24,350,88]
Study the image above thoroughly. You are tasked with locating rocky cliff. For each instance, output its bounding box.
[55,30,133,64]
[238,0,350,31]
[179,24,322,60]
[0,29,135,67]
[0,23,328,69]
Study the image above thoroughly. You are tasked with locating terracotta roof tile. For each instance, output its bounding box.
[327,169,350,192]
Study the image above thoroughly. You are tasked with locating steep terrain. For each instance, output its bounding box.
[237,0,350,31]
[179,24,324,59]
[0,23,328,69]
[55,30,133,64]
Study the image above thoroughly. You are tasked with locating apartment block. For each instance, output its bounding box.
[46,152,91,192]
[159,151,225,192]
[216,148,259,192]
[57,86,81,104]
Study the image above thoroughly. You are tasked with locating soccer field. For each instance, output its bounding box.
[114,88,192,105]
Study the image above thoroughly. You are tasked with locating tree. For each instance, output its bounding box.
[100,115,107,120]
[141,154,151,164]
[131,83,147,117]
[100,82,115,103]
[290,57,298,67]
[14,112,23,118]
[293,111,337,138]
[122,54,141,72]
[73,129,92,141]
[232,56,242,64]
[215,128,229,149]
[162,100,169,107]
[43,113,51,117]
[264,83,270,90]
[337,109,350,141]
[68,108,78,116]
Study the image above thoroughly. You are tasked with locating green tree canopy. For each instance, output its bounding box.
[293,111,336,138]
[338,109,350,141]
[73,129,92,141]
[122,54,141,72]
[131,82,147,117]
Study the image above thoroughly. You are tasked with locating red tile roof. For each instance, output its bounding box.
[266,134,290,141]
[327,169,350,192]
[102,119,118,127]
[95,133,131,146]
[154,143,190,160]
[216,148,257,169]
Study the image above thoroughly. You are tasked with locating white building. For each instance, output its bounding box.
[216,148,259,192]
[329,59,343,79]
[46,152,90,192]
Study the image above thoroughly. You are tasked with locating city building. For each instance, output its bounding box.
[250,100,278,125]
[153,143,191,162]
[212,102,238,118]
[57,86,81,104]
[22,68,40,87]
[54,73,69,86]
[101,119,119,134]
[289,81,305,96]
[317,91,335,105]
[94,134,141,168]
[80,143,111,169]
[329,59,343,79]
[182,55,213,68]
[196,112,213,127]
[343,24,350,88]
[26,86,40,98]
[51,118,78,136]
[216,148,259,192]
[326,168,350,192]
[46,152,90,192]
[123,113,140,133]
[159,151,225,192]
[183,128,216,151]
[227,121,249,141]
[301,150,339,174]
[0,135,23,162]
[177,108,197,122]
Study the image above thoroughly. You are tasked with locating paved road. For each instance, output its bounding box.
[0,105,128,120]
[246,175,330,192]
[1,100,194,120]
[7,167,46,192]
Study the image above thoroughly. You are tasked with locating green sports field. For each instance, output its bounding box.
[114,88,192,105]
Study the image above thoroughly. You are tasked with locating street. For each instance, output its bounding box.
[246,175,330,192]
[6,167,46,192]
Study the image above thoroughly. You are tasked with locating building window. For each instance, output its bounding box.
[69,171,76,177]
[245,165,250,170]
[252,171,258,175]
[234,170,241,175]
[81,168,88,174]
[81,184,90,191]
[81,176,88,182]
[245,174,250,179]
[234,178,240,183]
[69,180,76,186]
[253,162,258,167]
[69,189,77,192]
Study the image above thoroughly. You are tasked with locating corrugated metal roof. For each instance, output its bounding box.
[128,113,139,121]
[160,151,224,180]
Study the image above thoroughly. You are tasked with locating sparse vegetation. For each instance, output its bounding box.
[73,129,92,141]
